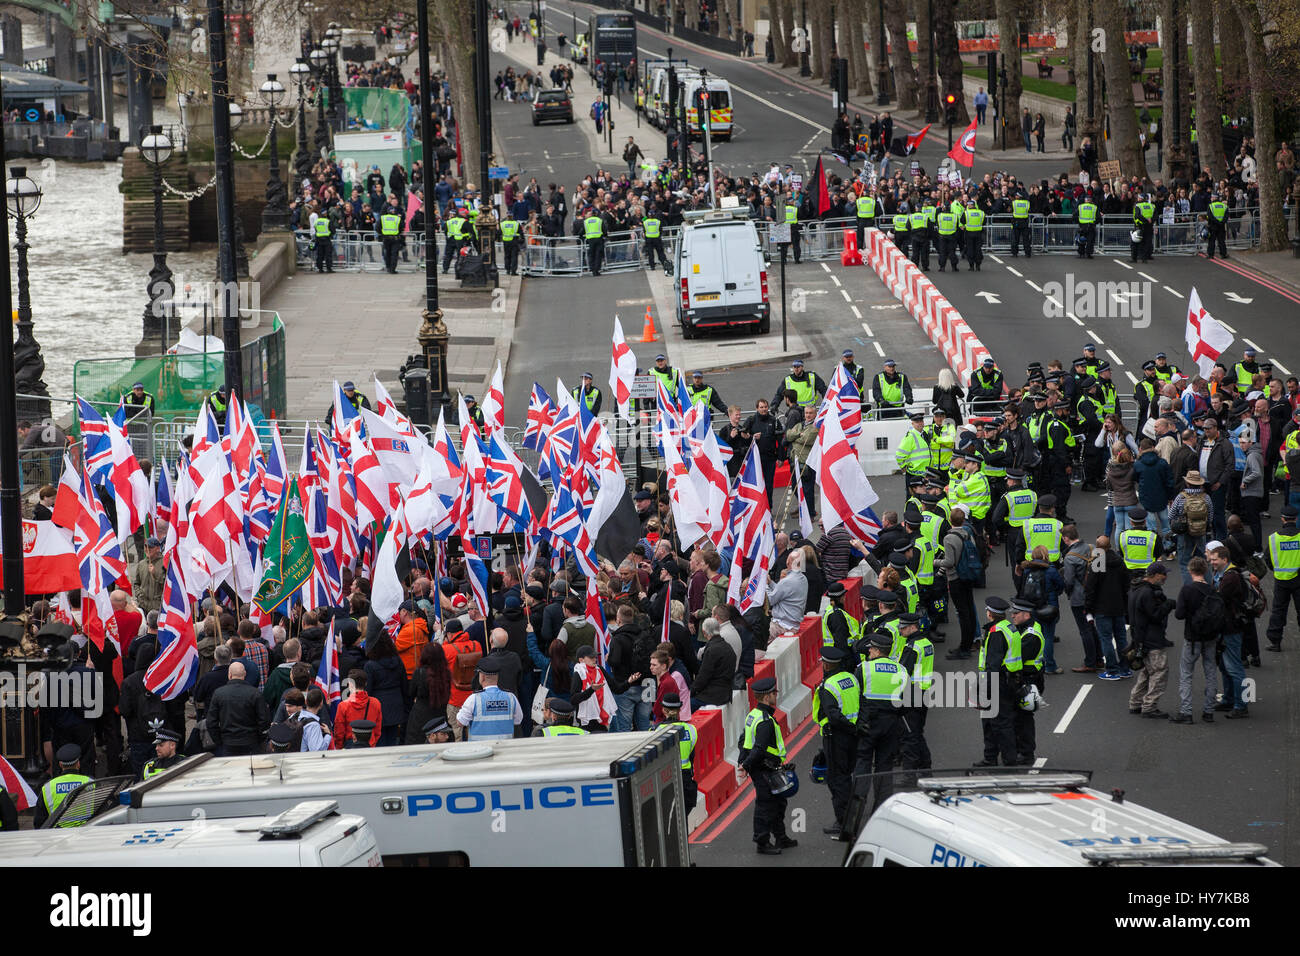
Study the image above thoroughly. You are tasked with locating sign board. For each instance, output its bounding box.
[1097,160,1121,181]
[335,129,404,149]
[768,222,791,244]
[630,374,658,399]
[909,160,921,177]
[488,166,510,180]
[789,172,803,193]
[719,195,739,209]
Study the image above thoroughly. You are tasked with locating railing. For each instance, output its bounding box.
[293,229,428,273]
[5,119,120,142]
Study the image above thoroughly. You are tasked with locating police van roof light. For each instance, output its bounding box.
[258,799,340,838]
[918,772,1090,794]
[1082,843,1270,865]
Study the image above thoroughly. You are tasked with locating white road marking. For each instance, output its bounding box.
[1053,685,1092,734]
[1219,320,1237,333]
[1243,337,1262,352]
[1138,271,1157,282]
[1044,295,1062,310]
[1106,349,1124,366]
[1025,280,1042,292]
[987,254,1004,264]
[1066,311,1084,327]
[1163,285,1185,298]
[830,274,842,287]
[1274,360,1292,375]
[850,305,863,319]
[547,165,554,172]
[1125,370,1138,385]
[1033,757,1048,768]
[1006,266,1023,278]
[1113,259,1133,270]
[1086,329,1104,345]
[841,288,853,302]
[860,320,872,335]
[821,262,832,274]
[873,341,886,357]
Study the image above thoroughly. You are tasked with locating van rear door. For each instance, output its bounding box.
[719,223,760,311]
[685,229,724,310]
[612,728,690,866]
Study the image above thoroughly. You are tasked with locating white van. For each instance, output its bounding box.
[96,729,689,867]
[675,208,770,338]
[681,75,734,140]
[0,800,381,867]
[844,772,1278,867]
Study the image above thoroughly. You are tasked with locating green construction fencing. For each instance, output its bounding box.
[71,313,287,436]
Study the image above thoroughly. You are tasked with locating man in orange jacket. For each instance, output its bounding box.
[394,601,429,679]
[334,668,384,749]
[440,620,483,740]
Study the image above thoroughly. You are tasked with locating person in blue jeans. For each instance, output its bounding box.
[1209,546,1251,716]
[1083,537,1134,679]
[606,604,654,732]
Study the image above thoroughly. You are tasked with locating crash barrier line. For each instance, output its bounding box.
[766,635,812,729]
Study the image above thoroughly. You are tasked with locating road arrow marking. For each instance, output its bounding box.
[1225,292,1254,304]
[974,291,1001,304]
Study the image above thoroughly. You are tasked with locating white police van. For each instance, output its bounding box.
[0,800,380,867]
[94,729,689,867]
[676,208,770,338]
[843,772,1278,867]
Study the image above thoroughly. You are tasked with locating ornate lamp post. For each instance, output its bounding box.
[228,100,249,278]
[289,56,312,186]
[310,46,330,154]
[259,74,289,231]
[322,32,341,132]
[6,168,50,422]
[140,125,176,347]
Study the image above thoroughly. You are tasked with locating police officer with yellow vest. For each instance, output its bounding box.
[1265,505,1300,651]
[896,411,933,499]
[1118,507,1159,583]
[650,354,681,395]
[851,631,909,814]
[123,382,155,420]
[814,646,860,836]
[962,199,985,270]
[1234,348,1262,393]
[1131,194,1155,262]
[655,694,697,814]
[926,409,957,479]
[379,200,404,273]
[908,200,931,270]
[989,468,1037,562]
[785,193,803,263]
[207,385,229,429]
[872,358,912,420]
[973,596,1021,767]
[1009,194,1032,257]
[935,204,961,272]
[686,370,727,414]
[1152,352,1181,383]
[642,206,671,273]
[773,358,826,409]
[836,348,868,406]
[1135,360,1161,423]
[1074,195,1099,258]
[442,206,474,274]
[33,744,93,828]
[1205,192,1229,259]
[821,581,861,657]
[864,588,904,652]
[312,208,336,273]
[499,211,523,276]
[534,698,589,737]
[908,504,949,635]
[975,417,1012,506]
[739,677,796,855]
[1008,598,1044,764]
[582,206,608,276]
[891,202,911,259]
[572,372,603,415]
[897,613,934,773]
[142,728,185,778]
[1022,497,1063,563]
[854,190,877,248]
[1044,401,1077,522]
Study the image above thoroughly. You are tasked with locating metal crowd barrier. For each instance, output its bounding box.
[293,230,428,273]
[18,441,82,494]
[951,209,1261,256]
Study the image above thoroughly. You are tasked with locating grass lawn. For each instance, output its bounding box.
[960,63,1076,102]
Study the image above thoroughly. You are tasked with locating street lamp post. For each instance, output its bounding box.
[799,0,810,77]
[290,57,312,186]
[415,0,450,414]
[6,167,50,423]
[0,127,27,613]
[875,0,889,105]
[924,0,937,123]
[140,125,176,349]
[228,100,249,279]
[322,34,339,131]
[260,74,290,231]
[310,46,329,154]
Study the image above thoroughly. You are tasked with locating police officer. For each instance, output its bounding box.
[854,188,877,248]
[926,408,956,479]
[739,677,796,855]
[895,411,932,500]
[313,208,336,273]
[685,370,727,414]
[642,206,671,272]
[989,468,1037,564]
[976,417,1011,507]
[814,646,860,836]
[773,358,826,408]
[340,381,371,414]
[379,199,404,273]
[935,202,960,272]
[499,209,523,276]
[207,384,229,428]
[908,200,931,269]
[123,382,155,419]
[462,394,489,441]
[836,348,867,404]
[897,614,934,773]
[852,631,908,814]
[890,202,910,259]
[141,729,185,779]
[583,207,608,276]
[785,193,802,263]
[962,198,985,270]
[1075,193,1099,258]
[572,371,603,415]
[533,697,588,737]
[865,588,903,648]
[33,744,93,828]
[1009,192,1032,257]
[1044,401,1076,521]
[1265,505,1300,652]
[1022,496,1063,563]
[1206,192,1229,259]
[821,581,861,656]
[1080,343,1102,378]
[345,719,378,748]
[1131,193,1155,262]
[968,357,1004,414]
[909,503,949,634]
[456,657,523,741]
[442,205,472,273]
[653,694,697,813]
[423,717,455,744]
[1135,360,1161,423]
[1234,348,1262,392]
[872,358,912,420]
[650,354,681,393]
[1009,598,1044,765]
[1152,351,1181,383]
[1076,377,1105,491]
[973,596,1021,767]
[1118,507,1158,582]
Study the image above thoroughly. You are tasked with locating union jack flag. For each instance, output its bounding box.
[523,382,557,452]
[144,557,199,700]
[77,398,114,482]
[816,364,864,443]
[464,549,491,618]
[153,460,173,533]
[655,376,684,458]
[726,444,776,613]
[74,462,127,619]
[484,433,532,530]
[263,421,289,511]
[586,587,611,668]
[314,617,342,716]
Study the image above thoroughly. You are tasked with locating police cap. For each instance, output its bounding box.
[924,468,946,485]
[660,693,683,710]
[1129,507,1148,523]
[153,728,181,745]
[476,656,502,674]
[899,612,923,627]
[423,717,452,736]
[1006,468,1026,481]
[1038,494,1057,509]
[1053,400,1072,410]
[752,677,779,695]
[888,550,910,567]
[1009,598,1037,615]
[1033,392,1049,401]
[874,590,900,606]
[826,581,846,599]
[56,743,82,765]
[842,349,855,358]
[908,411,926,421]
[350,719,377,735]
[903,507,924,526]
[821,646,847,663]
[984,596,1010,616]
[1072,357,1088,367]
[548,698,576,716]
[1142,360,1157,371]
[343,381,356,390]
[1282,506,1299,521]
[865,631,894,650]
[269,722,300,748]
[982,357,995,367]
[574,644,597,659]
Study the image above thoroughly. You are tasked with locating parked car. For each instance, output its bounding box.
[532,88,574,126]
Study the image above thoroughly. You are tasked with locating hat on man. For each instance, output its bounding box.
[398,599,416,614]
[826,581,846,599]
[884,358,897,367]
[888,550,910,568]
[1182,470,1206,487]
[343,381,356,390]
[842,349,855,358]
[476,656,502,675]
[865,631,894,650]
[659,694,682,711]
[874,590,900,606]
[1205,540,1225,552]
[908,411,926,422]
[924,468,946,485]
[269,722,300,749]
[932,406,947,417]
[450,593,469,610]
[1053,400,1071,410]
[1142,360,1157,371]
[575,644,596,659]
[1033,392,1049,402]
[1005,468,1026,481]
[791,359,804,368]
[56,744,81,765]
[1009,597,1037,615]
[1083,342,1097,352]
[984,596,1010,616]
[903,507,924,526]
[1129,507,1147,523]
[821,646,847,663]
[1244,347,1257,357]
[548,698,576,716]
[525,584,546,602]
[153,728,181,745]
[752,676,779,695]
[132,381,145,389]
[582,371,594,380]
[634,489,653,501]
[655,353,667,361]
[898,612,923,627]
[1072,357,1088,367]
[350,719,377,738]
[550,580,569,595]
[1155,351,1167,359]
[982,357,995,367]
[1038,494,1057,510]
[146,536,162,547]
[423,717,452,736]
[1282,505,1300,521]
[504,595,522,610]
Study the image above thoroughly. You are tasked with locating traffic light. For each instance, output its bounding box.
[944,92,958,125]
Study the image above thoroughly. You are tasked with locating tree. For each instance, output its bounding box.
[1094,0,1146,178]
[994,0,1021,149]
[846,0,872,97]
[864,0,888,98]
[1217,0,1249,118]
[811,0,830,80]
[1188,0,1226,179]
[1235,0,1289,251]
[1159,0,1191,182]
[432,0,480,184]
[770,0,791,65]
[883,0,917,109]
[933,0,969,124]
[915,0,935,116]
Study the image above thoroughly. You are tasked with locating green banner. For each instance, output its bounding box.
[254,479,316,613]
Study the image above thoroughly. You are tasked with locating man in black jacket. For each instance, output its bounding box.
[1172,556,1220,723]
[472,628,525,699]
[606,605,652,731]
[740,677,796,855]
[1126,563,1176,718]
[741,399,784,505]
[692,618,737,706]
[208,662,270,755]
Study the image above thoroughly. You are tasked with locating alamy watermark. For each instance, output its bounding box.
[148,273,262,328]
[1042,274,1152,329]
[0,665,104,719]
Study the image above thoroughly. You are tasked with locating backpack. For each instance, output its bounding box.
[137,688,167,740]
[1235,570,1267,619]
[954,527,982,583]
[1189,588,1229,640]
[450,638,482,692]
[269,714,307,752]
[630,612,660,676]
[1020,566,1048,607]
[1182,493,1209,537]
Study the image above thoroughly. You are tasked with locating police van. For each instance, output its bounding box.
[94,730,689,867]
[843,771,1278,867]
[676,208,770,338]
[681,74,734,141]
[0,800,381,867]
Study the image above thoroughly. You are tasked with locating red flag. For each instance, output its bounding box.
[812,156,832,216]
[0,754,37,811]
[905,124,932,154]
[947,118,978,167]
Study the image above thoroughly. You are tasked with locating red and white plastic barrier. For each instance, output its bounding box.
[864,228,992,383]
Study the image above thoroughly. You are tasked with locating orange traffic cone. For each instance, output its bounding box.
[639,306,658,342]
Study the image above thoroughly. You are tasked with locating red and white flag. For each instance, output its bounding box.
[816,406,880,536]
[609,315,637,422]
[1185,287,1234,379]
[947,117,978,167]
[0,754,37,811]
[374,377,418,438]
[794,456,815,539]
[0,519,79,594]
[481,361,506,435]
